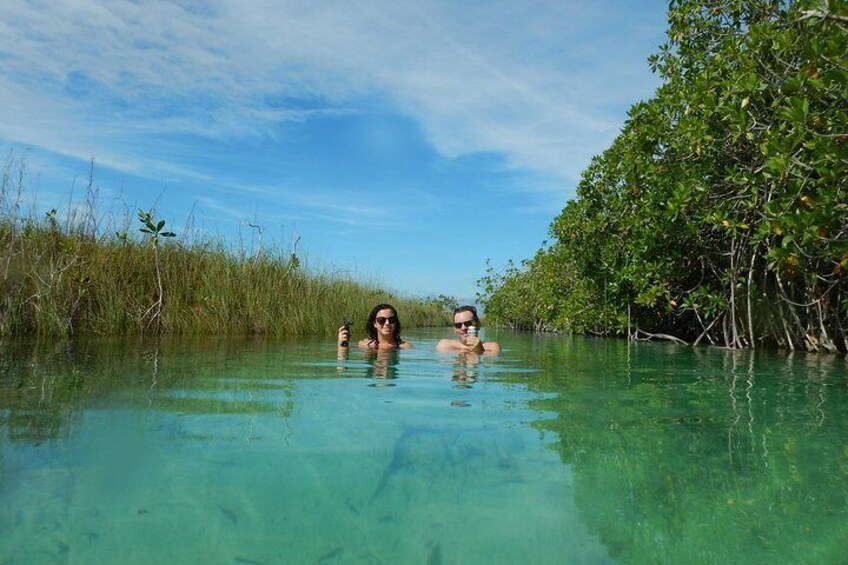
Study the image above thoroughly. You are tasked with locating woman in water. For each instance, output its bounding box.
[337,303,412,349]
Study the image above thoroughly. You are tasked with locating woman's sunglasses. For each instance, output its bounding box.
[454,320,476,329]
[375,316,398,326]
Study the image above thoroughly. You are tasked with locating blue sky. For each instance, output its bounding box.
[1,0,667,300]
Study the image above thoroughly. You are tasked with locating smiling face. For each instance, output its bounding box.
[453,310,477,340]
[373,308,398,339]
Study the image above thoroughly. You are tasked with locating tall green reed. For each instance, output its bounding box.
[0,155,451,337]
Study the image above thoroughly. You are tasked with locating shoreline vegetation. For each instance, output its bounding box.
[0,157,452,338]
[478,0,846,354]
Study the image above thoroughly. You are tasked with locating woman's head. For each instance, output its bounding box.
[365,303,403,345]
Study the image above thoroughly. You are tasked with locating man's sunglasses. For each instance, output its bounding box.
[376,316,398,326]
[454,320,476,329]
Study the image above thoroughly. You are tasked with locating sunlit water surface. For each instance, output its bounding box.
[1,330,847,564]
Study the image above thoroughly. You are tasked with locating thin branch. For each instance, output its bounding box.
[633,328,689,345]
[694,311,724,347]
[798,9,848,25]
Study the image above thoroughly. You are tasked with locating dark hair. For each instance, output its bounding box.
[365,303,404,347]
[453,305,480,325]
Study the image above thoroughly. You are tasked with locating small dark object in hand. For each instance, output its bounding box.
[341,320,352,347]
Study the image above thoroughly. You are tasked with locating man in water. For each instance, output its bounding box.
[436,305,500,355]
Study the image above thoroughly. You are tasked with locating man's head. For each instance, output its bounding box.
[453,305,480,339]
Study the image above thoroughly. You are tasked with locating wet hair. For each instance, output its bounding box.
[365,303,404,347]
[453,305,481,325]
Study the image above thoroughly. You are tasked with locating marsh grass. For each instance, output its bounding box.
[0,156,450,337]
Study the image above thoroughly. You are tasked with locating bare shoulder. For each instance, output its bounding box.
[483,341,501,354]
[400,341,413,349]
[357,338,372,348]
[436,339,461,352]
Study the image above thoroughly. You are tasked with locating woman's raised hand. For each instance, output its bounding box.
[337,325,350,347]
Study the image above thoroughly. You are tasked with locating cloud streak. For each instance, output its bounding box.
[1,0,663,185]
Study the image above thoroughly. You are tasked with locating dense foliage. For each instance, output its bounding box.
[479,0,847,352]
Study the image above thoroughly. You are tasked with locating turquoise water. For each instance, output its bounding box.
[1,330,847,564]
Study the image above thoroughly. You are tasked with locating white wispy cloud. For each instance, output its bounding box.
[212,178,438,230]
[0,0,663,187]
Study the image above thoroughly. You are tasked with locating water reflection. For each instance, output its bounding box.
[3,334,847,563]
[1,334,588,564]
[363,348,399,381]
[0,337,308,445]
[506,335,848,564]
[451,352,481,388]
[335,347,400,384]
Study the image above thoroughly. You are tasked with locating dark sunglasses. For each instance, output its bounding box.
[376,316,398,326]
[454,320,476,329]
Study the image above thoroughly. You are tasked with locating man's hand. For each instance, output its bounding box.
[463,335,484,353]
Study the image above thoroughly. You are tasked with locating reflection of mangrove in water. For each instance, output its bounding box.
[513,338,848,564]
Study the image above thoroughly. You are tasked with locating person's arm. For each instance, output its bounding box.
[482,341,501,355]
[437,339,460,352]
[337,325,350,348]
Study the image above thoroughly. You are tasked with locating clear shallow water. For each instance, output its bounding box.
[1,330,847,564]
